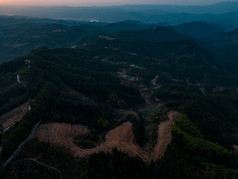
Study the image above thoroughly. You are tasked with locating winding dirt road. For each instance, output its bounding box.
[34,111,179,162]
[34,122,148,161]
[151,111,180,160]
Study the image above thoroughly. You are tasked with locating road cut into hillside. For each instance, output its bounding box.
[34,111,180,162]
[151,111,180,160]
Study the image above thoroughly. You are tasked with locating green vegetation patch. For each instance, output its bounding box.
[172,114,231,161]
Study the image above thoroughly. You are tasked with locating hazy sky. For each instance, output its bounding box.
[1,0,238,6]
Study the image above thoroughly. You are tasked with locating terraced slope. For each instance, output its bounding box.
[34,111,179,162]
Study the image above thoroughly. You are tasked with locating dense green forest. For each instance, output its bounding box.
[1,16,238,178]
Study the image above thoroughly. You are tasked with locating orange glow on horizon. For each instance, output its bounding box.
[0,0,229,6]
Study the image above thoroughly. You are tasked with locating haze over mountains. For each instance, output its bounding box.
[0,14,237,62]
[1,2,238,26]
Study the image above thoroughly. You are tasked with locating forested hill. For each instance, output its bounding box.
[0,15,235,63]
[1,18,238,178]
[110,26,187,41]
[0,17,156,62]
[1,30,238,131]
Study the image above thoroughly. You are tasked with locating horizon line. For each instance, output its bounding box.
[0,1,236,8]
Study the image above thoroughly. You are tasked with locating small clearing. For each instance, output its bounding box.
[0,101,30,131]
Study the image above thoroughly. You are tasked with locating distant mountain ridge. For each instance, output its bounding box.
[110,26,187,41]
[1,2,238,26]
[1,14,238,63]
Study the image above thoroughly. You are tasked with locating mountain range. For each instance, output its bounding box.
[1,3,238,178]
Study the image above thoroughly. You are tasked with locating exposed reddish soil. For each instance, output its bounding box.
[0,101,30,130]
[34,111,179,162]
[34,122,148,161]
[34,123,89,147]
[73,121,148,161]
[233,145,238,155]
[151,111,180,160]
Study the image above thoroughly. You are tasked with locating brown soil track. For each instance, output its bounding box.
[34,122,148,161]
[34,111,179,162]
[0,101,30,130]
[151,111,180,160]
[233,145,238,155]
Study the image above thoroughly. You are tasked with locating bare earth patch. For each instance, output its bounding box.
[0,101,30,130]
[34,122,148,161]
[151,111,180,160]
[233,145,238,155]
[34,111,179,162]
[74,122,148,161]
[34,123,89,148]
